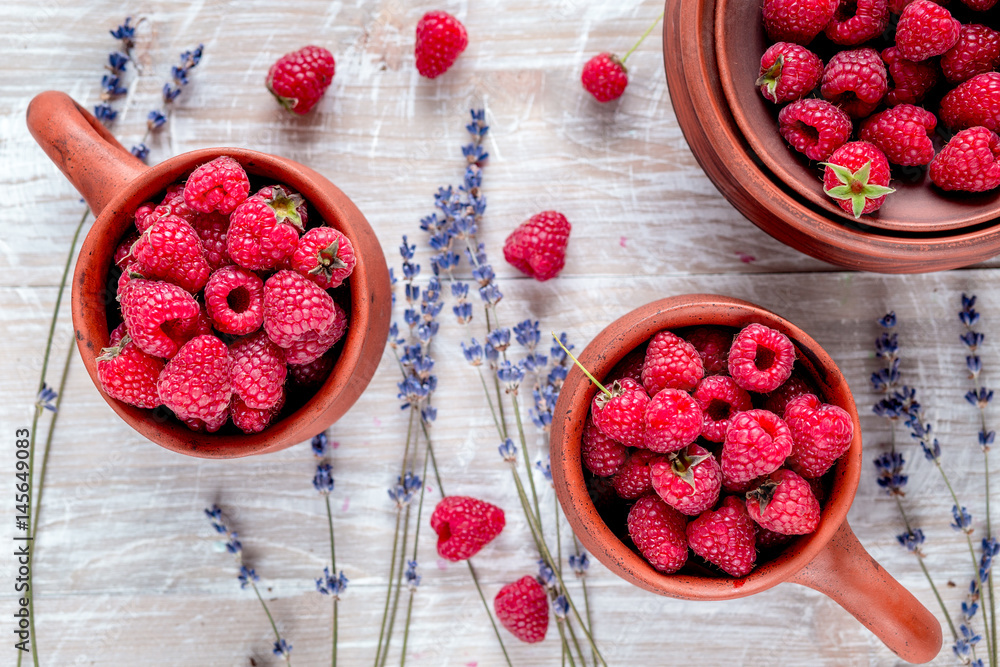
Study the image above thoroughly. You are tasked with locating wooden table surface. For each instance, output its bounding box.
[4,1,998,665]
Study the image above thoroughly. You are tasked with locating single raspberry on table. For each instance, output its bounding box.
[784,393,854,478]
[820,47,888,118]
[762,0,839,45]
[228,187,307,271]
[581,416,628,477]
[941,24,1000,84]
[229,331,287,410]
[263,270,337,348]
[283,300,348,366]
[650,444,723,516]
[119,279,202,358]
[183,156,250,215]
[684,327,731,375]
[757,42,824,105]
[582,53,629,103]
[821,141,895,218]
[430,495,506,561]
[728,323,796,393]
[627,494,690,573]
[824,0,890,46]
[643,388,703,453]
[763,373,816,415]
[494,576,548,644]
[591,377,649,448]
[131,216,211,293]
[415,11,468,79]
[641,330,705,395]
[778,98,853,162]
[929,126,1000,192]
[204,265,265,336]
[746,469,822,535]
[231,392,285,434]
[881,46,940,106]
[722,409,794,484]
[895,0,962,62]
[686,495,758,577]
[266,45,335,115]
[291,226,356,289]
[939,72,1000,132]
[859,104,937,166]
[157,335,233,423]
[96,325,164,409]
[611,448,655,499]
[502,210,571,282]
[287,353,334,388]
[692,375,752,443]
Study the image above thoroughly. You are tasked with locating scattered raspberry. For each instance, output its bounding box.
[824,0,890,46]
[157,335,233,423]
[641,330,705,395]
[591,378,649,448]
[190,211,232,271]
[778,98,853,162]
[131,216,211,293]
[266,45,335,115]
[643,388,703,453]
[941,24,1000,85]
[627,494,689,573]
[746,469,822,535]
[650,444,722,516]
[895,0,961,62]
[763,0,839,45]
[758,42,823,105]
[183,156,250,215]
[415,11,468,79]
[204,265,265,336]
[820,48,888,118]
[119,279,201,358]
[263,270,337,348]
[859,104,937,166]
[684,327,731,375]
[502,211,571,282]
[228,187,307,271]
[722,409,794,484]
[881,46,939,106]
[430,495,506,561]
[96,326,164,409]
[784,393,854,478]
[581,416,628,477]
[494,576,548,644]
[929,126,1000,192]
[692,375,753,443]
[763,373,816,415]
[229,331,287,410]
[940,72,1000,132]
[728,323,796,393]
[287,353,335,388]
[611,449,655,499]
[231,392,284,434]
[686,495,757,577]
[291,226,356,289]
[581,53,628,103]
[283,300,348,366]
[821,141,895,218]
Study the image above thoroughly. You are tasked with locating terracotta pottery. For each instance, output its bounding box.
[664,0,1000,272]
[550,295,942,664]
[26,91,392,459]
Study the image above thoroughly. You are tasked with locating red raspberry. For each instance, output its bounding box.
[190,211,232,271]
[266,45,335,115]
[415,11,468,79]
[257,184,309,226]
[627,494,689,573]
[581,53,628,103]
[824,0,890,46]
[820,48,888,118]
[763,0,839,45]
[881,46,940,106]
[157,335,233,423]
[940,72,1000,132]
[502,210,571,282]
[821,141,895,218]
[131,216,211,293]
[134,202,156,232]
[96,325,164,409]
[287,353,334,388]
[763,373,816,415]
[722,409,794,484]
[611,449,655,499]
[686,495,757,577]
[722,473,765,495]
[643,388,703,453]
[942,25,1000,84]
[161,302,213,344]
[859,104,937,166]
[692,375,752,443]
[641,330,705,395]
[493,576,548,644]
[114,232,138,268]
[581,416,628,477]
[147,188,199,228]
[180,407,229,433]
[231,391,285,434]
[431,495,505,562]
[650,444,722,516]
[778,98,853,161]
[591,378,649,448]
[283,300,348,366]
[784,393,854,478]
[746,469,822,535]
[291,226,356,289]
[204,265,265,336]
[728,323,796,393]
[959,0,998,8]
[119,279,201,358]
[757,525,794,550]
[929,126,1000,192]
[228,187,307,271]
[183,156,250,215]
[605,347,646,385]
[684,327,731,375]
[229,331,287,410]
[263,270,337,348]
[757,42,823,104]
[895,0,961,62]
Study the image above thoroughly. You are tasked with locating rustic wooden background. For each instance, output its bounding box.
[3,0,997,665]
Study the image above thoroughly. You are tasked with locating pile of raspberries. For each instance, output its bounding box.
[97,156,356,434]
[582,323,854,578]
[758,0,1000,216]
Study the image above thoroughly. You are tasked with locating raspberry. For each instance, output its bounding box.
[929,126,1000,192]
[161,302,213,344]
[627,494,689,573]
[96,326,164,409]
[684,327,731,375]
[821,141,895,218]
[692,375,753,443]
[229,331,287,410]
[131,216,211,293]
[941,24,1000,85]
[757,43,823,105]
[415,11,468,79]
[881,46,940,106]
[959,0,998,8]
[859,103,937,166]
[784,393,855,478]
[686,496,757,577]
[157,335,233,423]
[824,0,890,46]
[746,469,822,535]
[114,232,138,268]
[263,270,337,348]
[581,53,628,102]
[266,45,335,115]
[180,408,229,433]
[119,279,201,358]
[183,156,250,215]
[721,409,794,484]
[723,473,765,495]
[147,188,199,228]
[228,187,307,271]
[581,416,628,477]
[287,353,334,388]
[257,184,310,227]
[762,0,839,45]
[204,265,265,336]
[134,201,156,232]
[493,576,548,644]
[611,449,655,499]
[502,211,571,282]
[650,444,722,516]
[728,323,796,393]
[778,98,853,162]
[231,392,284,434]
[641,330,705,395]
[591,378,649,448]
[291,226,357,289]
[283,300,348,366]
[643,388,703,453]
[605,347,646,385]
[895,0,961,62]
[940,72,1000,132]
[430,495,505,562]
[190,211,232,271]
[820,48,888,118]
[763,373,816,415]
[757,526,794,550]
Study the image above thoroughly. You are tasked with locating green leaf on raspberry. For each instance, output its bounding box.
[754,55,783,102]
[820,159,895,219]
[96,333,132,362]
[308,239,349,279]
[669,448,713,491]
[264,186,306,231]
[745,479,779,514]
[266,80,299,113]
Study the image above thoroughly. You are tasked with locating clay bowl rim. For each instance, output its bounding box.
[549,294,862,600]
[73,147,383,459]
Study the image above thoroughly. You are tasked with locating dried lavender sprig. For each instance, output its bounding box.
[131,44,204,162]
[311,433,343,667]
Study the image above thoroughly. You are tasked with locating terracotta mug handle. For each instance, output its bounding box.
[26,90,148,217]
[791,520,943,663]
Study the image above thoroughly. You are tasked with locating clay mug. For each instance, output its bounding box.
[26,91,392,459]
[550,294,942,663]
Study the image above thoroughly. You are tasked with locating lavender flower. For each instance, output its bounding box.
[954,623,982,662]
[405,560,421,591]
[36,383,58,413]
[537,559,556,590]
[316,567,348,599]
[238,566,259,589]
[312,432,328,457]
[952,506,974,534]
[569,553,590,577]
[897,528,925,555]
[980,537,999,584]
[204,505,242,554]
[553,595,569,620]
[498,438,518,462]
[313,462,334,494]
[130,143,149,161]
[109,17,136,48]
[960,294,995,453]
[388,472,422,509]
[874,451,908,495]
[534,456,552,483]
[272,638,293,658]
